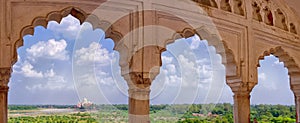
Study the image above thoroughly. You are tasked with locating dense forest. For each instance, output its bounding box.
[8,104,296,123]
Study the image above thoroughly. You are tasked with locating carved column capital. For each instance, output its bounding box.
[123,72,159,89]
[123,72,152,100]
[0,85,9,93]
[227,78,257,95]
[0,67,11,87]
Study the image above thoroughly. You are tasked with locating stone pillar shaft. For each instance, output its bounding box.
[228,81,255,123]
[124,72,153,123]
[128,88,150,123]
[295,96,300,122]
[120,46,162,123]
[233,92,250,123]
[0,86,8,123]
[0,67,11,123]
[291,84,300,122]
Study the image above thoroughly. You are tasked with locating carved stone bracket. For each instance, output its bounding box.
[227,78,257,95]
[0,68,11,87]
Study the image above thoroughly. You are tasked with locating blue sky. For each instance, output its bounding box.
[8,15,295,105]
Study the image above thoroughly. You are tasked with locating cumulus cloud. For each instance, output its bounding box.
[20,61,43,78]
[166,64,176,74]
[189,35,201,50]
[26,74,68,91]
[15,60,72,91]
[48,15,81,40]
[74,70,115,88]
[75,42,112,65]
[26,39,69,61]
[162,55,173,64]
[158,53,213,89]
[178,54,213,88]
[98,76,115,86]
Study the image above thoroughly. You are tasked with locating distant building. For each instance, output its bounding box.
[77,98,93,111]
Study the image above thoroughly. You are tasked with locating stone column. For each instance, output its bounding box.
[295,95,300,122]
[0,85,9,123]
[128,86,151,122]
[233,91,251,123]
[124,72,152,123]
[0,68,11,123]
[227,80,256,123]
[119,46,162,123]
[291,84,300,122]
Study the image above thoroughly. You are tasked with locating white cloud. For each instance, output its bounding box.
[44,69,55,78]
[26,39,69,61]
[178,54,200,87]
[273,59,284,66]
[162,56,173,64]
[45,75,68,90]
[98,76,115,86]
[16,59,72,91]
[75,42,112,65]
[189,35,201,50]
[74,72,99,87]
[257,72,277,90]
[25,76,68,91]
[258,73,266,81]
[20,61,43,78]
[158,51,214,89]
[48,15,81,40]
[74,69,115,87]
[167,75,181,85]
[166,64,176,74]
[196,58,209,64]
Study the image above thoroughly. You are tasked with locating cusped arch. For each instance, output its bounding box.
[257,46,300,87]
[12,6,123,65]
[165,27,238,78]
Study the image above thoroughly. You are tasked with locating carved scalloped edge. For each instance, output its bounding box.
[257,46,300,78]
[252,0,299,35]
[165,27,238,78]
[191,0,245,16]
[12,6,123,65]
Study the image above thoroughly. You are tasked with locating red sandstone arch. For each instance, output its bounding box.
[12,7,123,65]
[92,9,239,78]
[11,5,240,87]
[257,46,300,92]
[11,5,241,123]
[165,27,238,78]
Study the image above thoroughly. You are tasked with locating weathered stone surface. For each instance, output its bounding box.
[1,0,300,123]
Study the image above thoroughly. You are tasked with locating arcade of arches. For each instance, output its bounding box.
[1,0,300,123]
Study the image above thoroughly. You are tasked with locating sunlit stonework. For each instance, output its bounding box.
[1,0,300,123]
